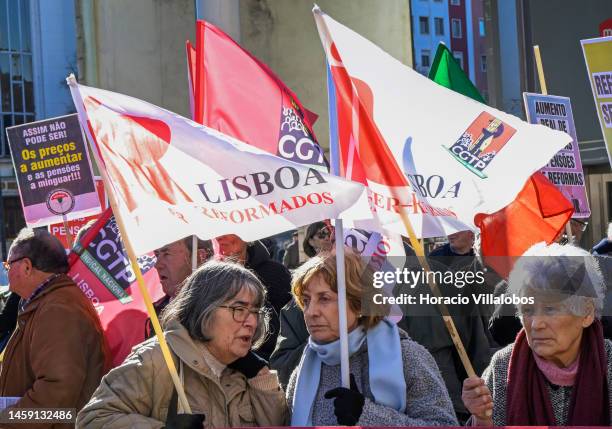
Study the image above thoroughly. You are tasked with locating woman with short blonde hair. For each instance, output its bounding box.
[287,249,457,426]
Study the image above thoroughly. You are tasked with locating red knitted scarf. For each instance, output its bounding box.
[506,321,609,425]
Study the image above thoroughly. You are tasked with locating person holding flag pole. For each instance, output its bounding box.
[66,75,194,418]
[67,68,372,427]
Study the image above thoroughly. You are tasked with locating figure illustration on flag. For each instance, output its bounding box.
[445,112,517,179]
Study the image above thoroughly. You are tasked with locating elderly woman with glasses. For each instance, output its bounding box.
[286,250,457,426]
[462,242,612,426]
[77,261,287,429]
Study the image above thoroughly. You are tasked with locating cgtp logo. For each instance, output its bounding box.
[277,100,326,168]
[444,112,516,179]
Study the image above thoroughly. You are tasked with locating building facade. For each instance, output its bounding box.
[0,0,78,255]
[411,0,487,97]
[449,0,468,74]
[411,0,450,76]
[485,0,612,245]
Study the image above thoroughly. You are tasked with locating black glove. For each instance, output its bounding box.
[164,413,205,429]
[165,388,205,429]
[227,350,268,379]
[324,373,365,426]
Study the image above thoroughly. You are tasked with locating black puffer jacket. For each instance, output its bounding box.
[246,241,292,360]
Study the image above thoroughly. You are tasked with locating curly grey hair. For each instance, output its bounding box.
[508,242,605,318]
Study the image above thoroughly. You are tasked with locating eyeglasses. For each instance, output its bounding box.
[218,305,266,323]
[571,219,588,232]
[3,256,28,271]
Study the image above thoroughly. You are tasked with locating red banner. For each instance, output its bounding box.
[68,208,164,367]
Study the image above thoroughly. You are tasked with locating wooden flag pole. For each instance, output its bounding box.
[534,45,573,242]
[395,203,476,378]
[533,45,548,95]
[67,75,192,414]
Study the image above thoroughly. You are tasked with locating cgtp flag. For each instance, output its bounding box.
[68,208,164,367]
[68,81,371,255]
[314,7,572,239]
[427,43,573,277]
[190,20,325,170]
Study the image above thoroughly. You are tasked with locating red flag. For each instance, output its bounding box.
[190,20,325,169]
[475,172,574,278]
[68,208,164,367]
[186,41,196,119]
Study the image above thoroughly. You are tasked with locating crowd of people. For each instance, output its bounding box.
[0,218,609,428]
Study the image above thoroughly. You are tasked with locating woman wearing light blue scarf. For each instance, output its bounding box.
[286,250,457,427]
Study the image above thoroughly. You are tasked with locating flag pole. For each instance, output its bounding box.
[191,235,198,271]
[66,75,192,414]
[316,9,475,379]
[394,203,476,377]
[534,45,573,242]
[327,64,350,388]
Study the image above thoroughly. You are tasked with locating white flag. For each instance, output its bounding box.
[315,7,572,238]
[69,81,372,255]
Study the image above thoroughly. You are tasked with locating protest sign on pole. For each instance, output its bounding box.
[581,36,612,168]
[523,93,590,219]
[5,114,101,227]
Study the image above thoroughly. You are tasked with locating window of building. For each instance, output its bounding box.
[421,50,431,68]
[419,16,429,35]
[434,17,444,36]
[480,55,487,72]
[479,18,486,36]
[481,90,489,102]
[4,196,25,240]
[453,51,464,70]
[0,0,35,158]
[451,18,462,38]
[450,0,461,5]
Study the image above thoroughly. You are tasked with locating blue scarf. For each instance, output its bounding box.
[291,319,406,426]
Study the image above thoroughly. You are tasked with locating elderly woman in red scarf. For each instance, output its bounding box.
[462,242,611,426]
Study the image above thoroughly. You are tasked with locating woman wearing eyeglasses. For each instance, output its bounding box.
[77,261,287,429]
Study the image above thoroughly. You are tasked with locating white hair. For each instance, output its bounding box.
[508,242,605,318]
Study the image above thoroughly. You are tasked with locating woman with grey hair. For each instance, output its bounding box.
[77,261,287,428]
[462,242,612,426]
